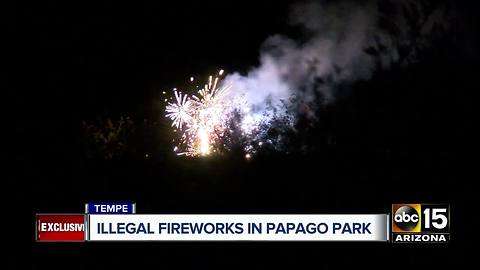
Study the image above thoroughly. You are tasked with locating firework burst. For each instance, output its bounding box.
[165,70,234,156]
[164,69,290,157]
[165,91,193,129]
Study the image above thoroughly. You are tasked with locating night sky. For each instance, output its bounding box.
[8,0,477,269]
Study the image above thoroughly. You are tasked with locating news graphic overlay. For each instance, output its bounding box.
[391,204,450,243]
[36,202,391,242]
[86,202,136,214]
[87,214,389,241]
[36,214,86,242]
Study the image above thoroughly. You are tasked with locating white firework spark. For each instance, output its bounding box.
[165,91,193,129]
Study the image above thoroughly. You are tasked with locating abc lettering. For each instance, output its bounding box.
[395,212,418,223]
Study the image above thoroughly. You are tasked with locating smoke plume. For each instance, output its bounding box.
[225,0,451,118]
[163,0,452,156]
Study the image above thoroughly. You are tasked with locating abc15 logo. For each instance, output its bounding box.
[392,204,450,233]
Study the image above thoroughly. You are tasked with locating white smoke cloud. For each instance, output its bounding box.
[224,0,451,117]
[163,0,452,155]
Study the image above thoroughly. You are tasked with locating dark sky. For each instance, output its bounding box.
[8,0,477,269]
[13,1,293,117]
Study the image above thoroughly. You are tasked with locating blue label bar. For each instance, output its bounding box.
[86,202,136,214]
